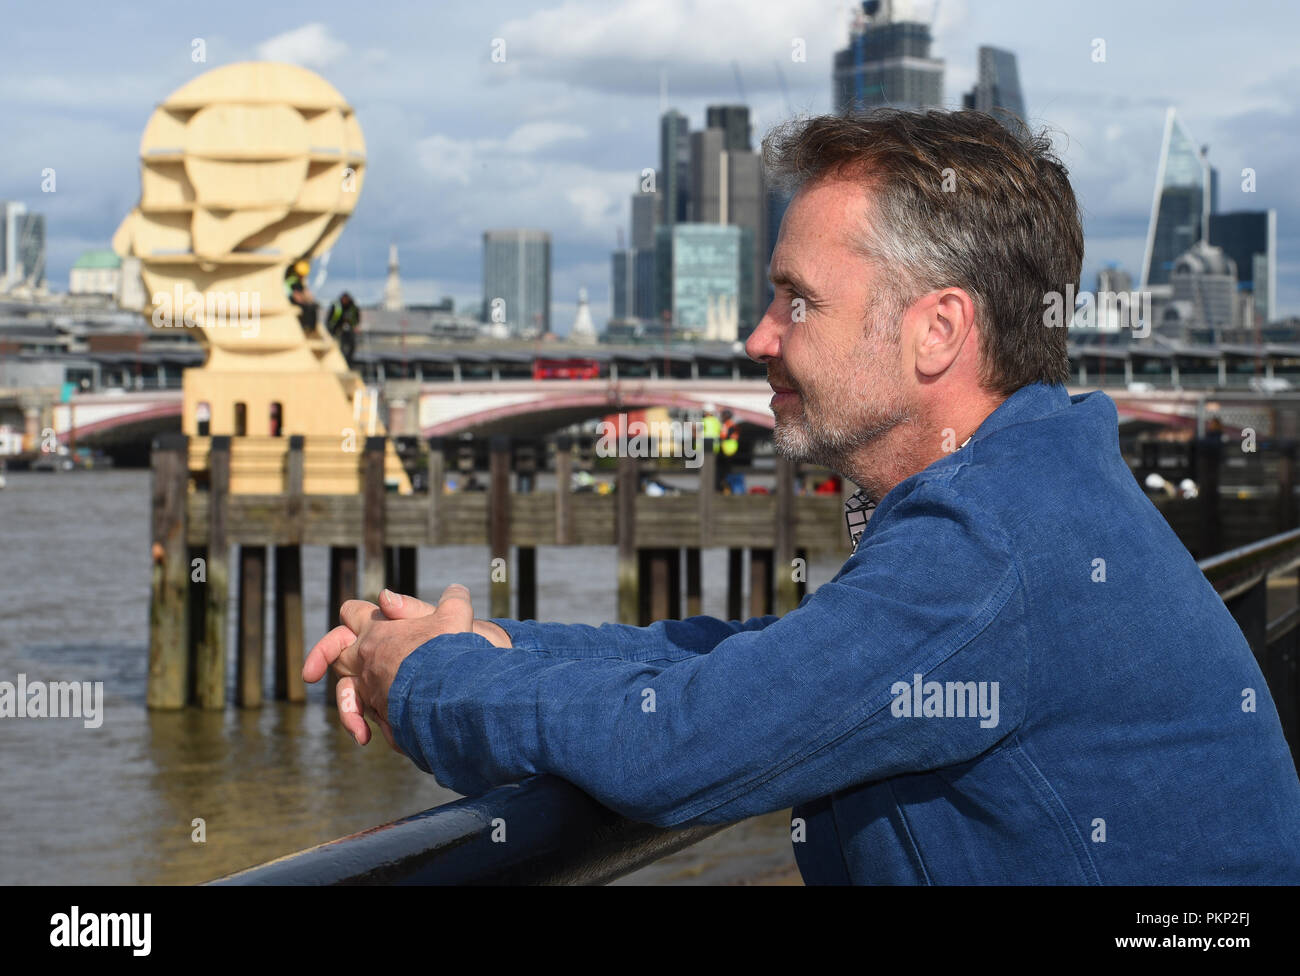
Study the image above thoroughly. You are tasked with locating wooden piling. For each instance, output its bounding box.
[147,433,190,710]
[774,456,799,614]
[685,547,702,617]
[426,437,445,545]
[236,545,267,708]
[699,440,716,548]
[616,454,638,624]
[489,436,511,619]
[274,436,305,702]
[1196,434,1223,558]
[750,547,774,618]
[726,547,743,622]
[555,435,574,545]
[326,546,358,706]
[196,436,230,709]
[361,436,386,602]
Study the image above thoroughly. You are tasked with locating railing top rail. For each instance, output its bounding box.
[1197,526,1300,600]
[208,774,725,886]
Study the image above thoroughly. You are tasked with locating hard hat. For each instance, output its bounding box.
[703,402,716,412]
[294,260,310,276]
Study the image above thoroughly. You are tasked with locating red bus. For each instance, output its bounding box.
[533,357,601,380]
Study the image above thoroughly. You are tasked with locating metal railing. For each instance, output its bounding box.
[208,775,726,885]
[211,528,1300,886]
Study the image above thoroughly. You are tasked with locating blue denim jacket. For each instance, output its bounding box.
[389,381,1300,884]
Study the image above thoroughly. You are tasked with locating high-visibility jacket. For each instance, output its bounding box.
[720,419,739,457]
[701,414,722,452]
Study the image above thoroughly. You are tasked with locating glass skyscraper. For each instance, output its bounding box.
[1209,209,1277,324]
[655,224,755,337]
[962,46,1026,132]
[482,229,551,338]
[1141,108,1211,289]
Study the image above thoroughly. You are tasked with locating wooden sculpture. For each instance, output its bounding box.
[114,61,410,493]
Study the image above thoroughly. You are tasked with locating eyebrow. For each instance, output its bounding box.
[769,267,822,303]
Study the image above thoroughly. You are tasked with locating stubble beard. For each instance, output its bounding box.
[771,355,914,485]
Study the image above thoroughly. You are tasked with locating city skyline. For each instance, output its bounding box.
[2,0,1298,331]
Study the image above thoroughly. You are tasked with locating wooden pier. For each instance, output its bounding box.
[146,432,847,709]
[148,431,1300,709]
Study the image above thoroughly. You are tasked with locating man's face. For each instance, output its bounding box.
[746,177,915,475]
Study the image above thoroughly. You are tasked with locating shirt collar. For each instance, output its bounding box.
[839,382,1071,549]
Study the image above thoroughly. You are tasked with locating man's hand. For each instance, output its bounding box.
[303,583,502,750]
[369,588,514,649]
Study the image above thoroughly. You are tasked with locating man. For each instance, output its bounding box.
[285,259,317,333]
[305,110,1300,884]
[327,291,360,366]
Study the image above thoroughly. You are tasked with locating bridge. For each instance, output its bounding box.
[10,336,1300,455]
[2,379,1289,459]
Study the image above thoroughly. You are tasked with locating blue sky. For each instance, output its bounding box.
[3,0,1297,330]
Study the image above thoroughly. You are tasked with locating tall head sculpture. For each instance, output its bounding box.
[114,61,409,493]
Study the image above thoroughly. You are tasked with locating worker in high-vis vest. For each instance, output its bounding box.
[285,259,318,333]
[701,405,722,451]
[719,409,740,493]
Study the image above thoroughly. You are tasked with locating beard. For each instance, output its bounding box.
[770,340,913,477]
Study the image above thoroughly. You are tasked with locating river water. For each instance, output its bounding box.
[0,469,843,884]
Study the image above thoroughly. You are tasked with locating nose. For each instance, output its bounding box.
[745,299,784,363]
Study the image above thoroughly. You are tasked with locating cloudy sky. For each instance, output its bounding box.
[3,0,1297,330]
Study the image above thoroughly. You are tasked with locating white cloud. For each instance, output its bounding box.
[503,122,588,154]
[496,0,847,95]
[256,23,348,69]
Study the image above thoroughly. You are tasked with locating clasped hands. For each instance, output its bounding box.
[302,585,512,751]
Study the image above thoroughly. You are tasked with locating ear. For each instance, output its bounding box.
[911,288,976,379]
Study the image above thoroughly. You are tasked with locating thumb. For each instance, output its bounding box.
[378,588,437,619]
[432,583,475,634]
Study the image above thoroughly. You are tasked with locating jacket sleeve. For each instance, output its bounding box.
[389,482,1026,827]
[489,613,786,663]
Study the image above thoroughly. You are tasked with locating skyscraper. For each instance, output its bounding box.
[962,46,1026,132]
[655,224,755,339]
[1,201,46,291]
[630,189,661,250]
[1141,108,1211,290]
[482,229,551,338]
[833,0,944,115]
[659,110,691,227]
[690,113,767,336]
[1209,210,1277,324]
[705,105,752,152]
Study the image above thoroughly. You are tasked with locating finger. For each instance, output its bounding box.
[334,637,363,680]
[303,625,358,682]
[336,676,370,744]
[339,598,382,635]
[378,588,438,619]
[432,583,475,633]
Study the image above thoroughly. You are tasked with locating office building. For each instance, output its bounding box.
[655,223,755,339]
[1141,108,1211,289]
[833,0,944,115]
[482,229,551,338]
[962,46,1026,132]
[1,202,46,291]
[706,105,752,152]
[659,110,691,228]
[1209,209,1277,325]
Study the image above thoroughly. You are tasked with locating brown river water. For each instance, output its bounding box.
[0,469,840,884]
